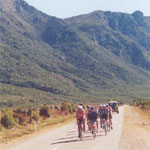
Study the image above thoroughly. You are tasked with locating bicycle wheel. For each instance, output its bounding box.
[79,130,83,140]
[104,123,107,135]
[93,128,96,139]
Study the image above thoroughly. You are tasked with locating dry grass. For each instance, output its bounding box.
[0,114,75,146]
[120,106,150,150]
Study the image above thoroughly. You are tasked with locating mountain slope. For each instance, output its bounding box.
[0,0,150,107]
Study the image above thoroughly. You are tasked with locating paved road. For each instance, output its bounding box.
[10,107,124,150]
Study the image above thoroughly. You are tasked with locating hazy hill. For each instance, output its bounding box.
[0,0,150,107]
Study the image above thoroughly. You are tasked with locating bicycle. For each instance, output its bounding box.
[90,121,97,139]
[77,119,83,140]
[102,119,107,135]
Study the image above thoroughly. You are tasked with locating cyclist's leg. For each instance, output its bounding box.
[83,118,85,132]
[107,114,110,130]
[77,119,81,132]
[100,114,103,128]
[96,120,98,130]
[100,117,102,128]
[110,115,113,129]
[90,121,93,132]
[106,115,108,129]
[102,118,105,128]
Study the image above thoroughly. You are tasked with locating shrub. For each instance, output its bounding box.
[71,104,76,113]
[16,109,22,114]
[39,105,50,118]
[32,112,39,122]
[13,113,26,125]
[50,106,53,110]
[27,108,32,116]
[54,106,59,110]
[60,102,68,112]
[22,109,27,116]
[1,109,15,129]
[60,102,76,114]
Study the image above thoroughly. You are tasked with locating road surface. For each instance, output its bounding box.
[9,107,124,150]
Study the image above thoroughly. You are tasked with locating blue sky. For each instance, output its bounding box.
[25,0,150,18]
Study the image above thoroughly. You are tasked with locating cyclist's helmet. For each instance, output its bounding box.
[78,105,83,110]
[106,104,109,107]
[91,106,95,110]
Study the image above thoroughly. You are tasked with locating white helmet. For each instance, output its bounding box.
[78,105,83,110]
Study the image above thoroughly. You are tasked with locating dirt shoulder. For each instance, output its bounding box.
[119,106,150,150]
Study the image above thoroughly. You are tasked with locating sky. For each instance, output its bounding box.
[25,0,150,18]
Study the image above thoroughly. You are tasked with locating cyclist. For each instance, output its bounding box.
[76,105,85,136]
[95,107,99,131]
[86,105,91,130]
[101,104,109,134]
[107,103,113,130]
[80,104,86,132]
[98,104,103,128]
[88,106,98,133]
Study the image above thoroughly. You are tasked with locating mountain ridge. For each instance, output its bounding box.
[0,0,150,107]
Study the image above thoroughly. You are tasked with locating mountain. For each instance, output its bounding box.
[0,0,150,107]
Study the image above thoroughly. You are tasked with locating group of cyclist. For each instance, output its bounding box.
[76,103,113,138]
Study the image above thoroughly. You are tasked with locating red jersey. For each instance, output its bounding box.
[76,109,85,119]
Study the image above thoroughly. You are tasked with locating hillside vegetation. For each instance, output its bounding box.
[0,0,150,107]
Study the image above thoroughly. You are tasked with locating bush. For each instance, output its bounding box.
[13,113,26,125]
[32,112,39,122]
[39,105,50,118]
[50,106,53,110]
[54,106,59,110]
[60,102,76,114]
[60,102,68,112]
[71,104,76,113]
[1,109,15,129]
[27,108,32,116]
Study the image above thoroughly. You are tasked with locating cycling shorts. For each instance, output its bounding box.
[101,114,108,120]
[90,119,97,123]
[77,119,83,124]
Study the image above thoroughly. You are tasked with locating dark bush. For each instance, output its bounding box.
[13,113,26,125]
[60,102,68,112]
[40,105,50,118]
[27,108,32,116]
[1,110,15,129]
[50,106,53,110]
[54,106,59,110]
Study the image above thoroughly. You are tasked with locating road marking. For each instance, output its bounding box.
[52,146,58,150]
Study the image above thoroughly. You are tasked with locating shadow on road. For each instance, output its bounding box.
[51,139,79,145]
[51,132,106,145]
[51,127,108,145]
[67,131,77,133]
[54,136,78,141]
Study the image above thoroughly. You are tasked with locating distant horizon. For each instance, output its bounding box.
[24,0,150,19]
